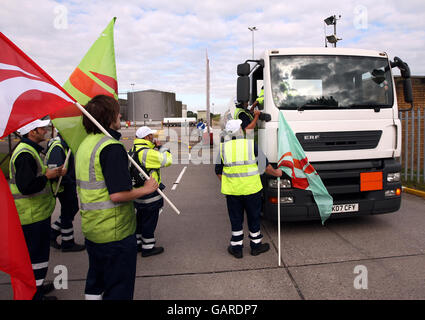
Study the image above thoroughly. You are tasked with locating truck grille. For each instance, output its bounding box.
[296,130,382,151]
[312,159,384,200]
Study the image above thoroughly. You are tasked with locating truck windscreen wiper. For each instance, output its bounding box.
[296,104,339,111]
[345,104,392,112]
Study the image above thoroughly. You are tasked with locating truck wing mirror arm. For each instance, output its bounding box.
[391,56,413,112]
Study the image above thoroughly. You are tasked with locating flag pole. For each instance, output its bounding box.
[54,148,71,196]
[277,177,281,266]
[73,102,181,215]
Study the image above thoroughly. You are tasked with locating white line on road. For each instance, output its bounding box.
[171,166,187,190]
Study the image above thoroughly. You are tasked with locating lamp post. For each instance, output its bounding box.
[248,26,257,59]
[130,83,135,127]
[324,15,341,47]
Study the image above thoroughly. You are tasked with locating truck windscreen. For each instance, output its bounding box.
[270,55,394,110]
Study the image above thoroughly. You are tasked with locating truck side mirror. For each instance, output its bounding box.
[403,78,413,103]
[237,63,250,76]
[391,57,413,112]
[237,76,250,103]
[259,112,271,122]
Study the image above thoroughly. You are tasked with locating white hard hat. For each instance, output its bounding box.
[17,119,51,136]
[225,119,242,134]
[136,126,157,139]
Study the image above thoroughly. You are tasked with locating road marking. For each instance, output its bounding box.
[171,166,187,190]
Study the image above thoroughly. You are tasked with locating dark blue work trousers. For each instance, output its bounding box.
[50,184,79,247]
[22,217,51,299]
[84,234,137,300]
[225,191,263,252]
[135,198,163,253]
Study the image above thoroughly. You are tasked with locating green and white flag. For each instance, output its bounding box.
[277,111,333,224]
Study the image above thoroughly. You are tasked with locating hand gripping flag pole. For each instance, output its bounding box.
[54,149,71,196]
[74,102,180,215]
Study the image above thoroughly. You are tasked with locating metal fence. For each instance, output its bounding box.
[399,107,425,183]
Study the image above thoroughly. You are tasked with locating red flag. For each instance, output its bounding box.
[0,32,75,299]
[0,170,36,300]
[0,32,75,139]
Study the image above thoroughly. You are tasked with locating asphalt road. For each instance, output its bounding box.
[1,126,424,300]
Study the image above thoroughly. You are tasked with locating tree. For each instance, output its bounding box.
[187,111,197,120]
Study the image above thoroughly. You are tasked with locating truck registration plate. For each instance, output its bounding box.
[332,203,359,214]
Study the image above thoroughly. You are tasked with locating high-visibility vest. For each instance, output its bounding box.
[234,107,254,122]
[44,138,65,194]
[256,88,264,107]
[75,134,135,243]
[234,108,258,141]
[219,138,262,196]
[9,142,55,225]
[132,138,172,205]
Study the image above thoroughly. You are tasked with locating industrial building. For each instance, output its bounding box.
[125,89,183,121]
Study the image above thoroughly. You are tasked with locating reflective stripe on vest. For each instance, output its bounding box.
[9,143,55,225]
[44,139,65,194]
[220,139,262,196]
[76,134,135,244]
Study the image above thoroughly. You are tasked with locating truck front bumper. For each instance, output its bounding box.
[262,158,402,222]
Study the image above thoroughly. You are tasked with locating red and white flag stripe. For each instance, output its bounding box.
[0,32,75,139]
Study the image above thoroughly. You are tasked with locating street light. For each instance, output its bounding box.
[130,83,135,127]
[248,26,258,59]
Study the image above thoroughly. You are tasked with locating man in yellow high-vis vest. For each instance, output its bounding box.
[75,95,158,300]
[130,126,172,257]
[45,132,85,252]
[216,119,282,259]
[10,119,66,300]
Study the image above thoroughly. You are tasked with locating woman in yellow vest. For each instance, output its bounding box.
[216,119,282,259]
[10,119,65,300]
[75,95,158,300]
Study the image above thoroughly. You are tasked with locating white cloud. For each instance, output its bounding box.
[1,0,424,113]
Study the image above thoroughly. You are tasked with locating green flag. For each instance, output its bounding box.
[277,111,333,224]
[51,17,118,153]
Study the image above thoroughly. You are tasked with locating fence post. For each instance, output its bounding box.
[417,108,421,183]
[411,109,414,181]
[404,111,408,180]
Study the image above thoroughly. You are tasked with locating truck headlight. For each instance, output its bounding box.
[387,172,401,183]
[268,179,291,189]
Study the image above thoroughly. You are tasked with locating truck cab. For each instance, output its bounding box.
[235,47,413,221]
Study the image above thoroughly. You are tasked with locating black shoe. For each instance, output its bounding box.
[42,282,55,295]
[62,243,86,252]
[251,243,270,256]
[50,239,61,250]
[227,246,243,259]
[141,246,164,257]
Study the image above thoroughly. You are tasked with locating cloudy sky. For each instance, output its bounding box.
[1,0,424,113]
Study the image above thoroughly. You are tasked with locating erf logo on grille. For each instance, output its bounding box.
[304,135,320,141]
